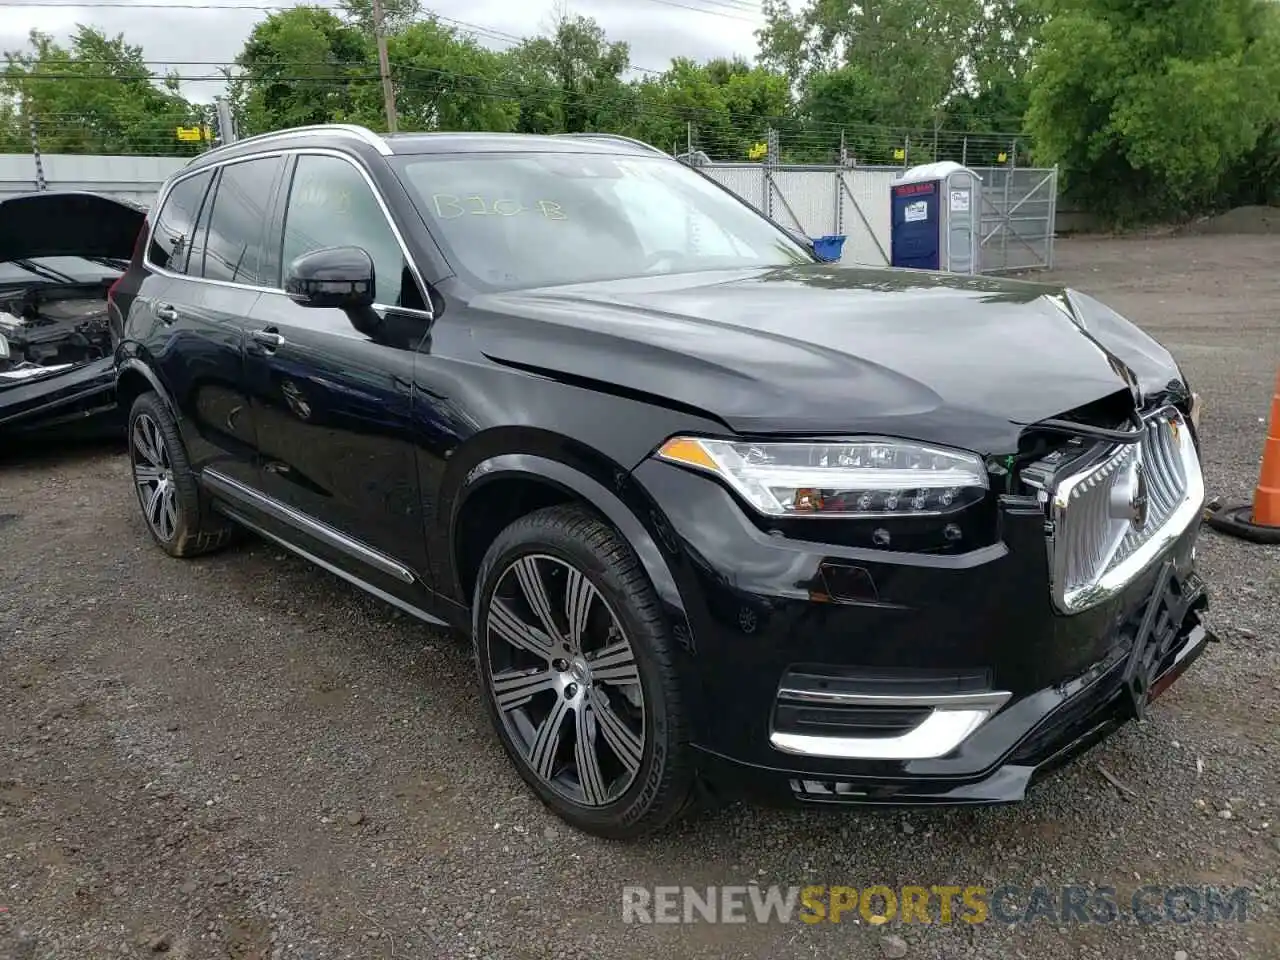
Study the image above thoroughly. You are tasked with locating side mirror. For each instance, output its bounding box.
[285,246,375,310]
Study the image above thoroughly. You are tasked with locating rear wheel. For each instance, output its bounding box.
[128,391,235,557]
[472,505,694,839]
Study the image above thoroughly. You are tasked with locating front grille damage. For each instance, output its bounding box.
[1021,405,1204,614]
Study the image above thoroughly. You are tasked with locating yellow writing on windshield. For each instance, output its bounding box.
[294,182,351,214]
[432,195,567,221]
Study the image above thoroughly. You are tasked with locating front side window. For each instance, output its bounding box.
[202,156,284,286]
[147,170,212,274]
[281,154,413,308]
[390,152,811,290]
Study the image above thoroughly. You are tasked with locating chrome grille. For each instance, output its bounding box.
[1047,407,1204,613]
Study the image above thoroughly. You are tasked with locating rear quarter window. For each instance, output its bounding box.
[147,170,213,274]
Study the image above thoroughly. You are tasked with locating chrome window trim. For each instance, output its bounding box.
[186,124,391,166]
[145,146,432,318]
[553,132,668,155]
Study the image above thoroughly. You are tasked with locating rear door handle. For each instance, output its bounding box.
[156,303,179,324]
[251,328,285,351]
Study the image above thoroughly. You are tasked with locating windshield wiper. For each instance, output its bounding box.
[11,259,77,285]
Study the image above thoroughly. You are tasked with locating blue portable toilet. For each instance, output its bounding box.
[889,162,982,274]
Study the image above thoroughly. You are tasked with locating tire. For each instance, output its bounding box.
[471,504,694,840]
[127,391,236,558]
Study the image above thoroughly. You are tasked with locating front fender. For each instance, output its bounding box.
[451,452,688,623]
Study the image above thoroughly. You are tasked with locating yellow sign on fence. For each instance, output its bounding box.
[893,148,905,160]
[176,126,206,142]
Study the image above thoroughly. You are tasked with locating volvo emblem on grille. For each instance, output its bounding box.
[1130,462,1150,530]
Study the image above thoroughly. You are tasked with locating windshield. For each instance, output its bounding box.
[391,152,811,290]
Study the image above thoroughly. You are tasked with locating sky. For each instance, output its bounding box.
[2,0,769,102]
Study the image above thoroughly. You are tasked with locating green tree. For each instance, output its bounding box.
[758,0,981,128]
[796,65,905,163]
[759,0,1042,161]
[2,26,204,156]
[1221,1,1280,206]
[630,57,792,160]
[339,0,422,35]
[230,6,378,135]
[1025,0,1280,222]
[0,96,26,153]
[505,15,633,134]
[390,18,519,132]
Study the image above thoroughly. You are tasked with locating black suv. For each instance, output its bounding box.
[112,123,1212,838]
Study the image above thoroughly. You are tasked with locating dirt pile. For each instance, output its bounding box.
[1184,204,1280,235]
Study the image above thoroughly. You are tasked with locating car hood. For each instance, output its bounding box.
[0,191,146,263]
[471,264,1184,454]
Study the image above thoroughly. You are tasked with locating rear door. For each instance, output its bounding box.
[136,155,286,485]
[243,151,432,598]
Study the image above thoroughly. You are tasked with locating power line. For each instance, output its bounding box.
[4,3,678,76]
[634,0,760,22]
[4,0,757,14]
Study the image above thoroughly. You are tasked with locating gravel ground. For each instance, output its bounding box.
[2,233,1279,960]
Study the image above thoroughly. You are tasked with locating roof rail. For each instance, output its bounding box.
[188,123,391,165]
[553,132,668,156]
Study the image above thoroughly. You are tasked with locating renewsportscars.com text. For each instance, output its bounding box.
[621,884,1251,926]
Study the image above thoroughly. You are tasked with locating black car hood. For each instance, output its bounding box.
[0,191,146,263]
[472,264,1183,454]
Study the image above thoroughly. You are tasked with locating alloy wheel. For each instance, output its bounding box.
[485,554,646,807]
[131,412,179,542]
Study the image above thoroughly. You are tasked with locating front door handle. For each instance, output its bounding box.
[156,303,179,325]
[251,328,285,351]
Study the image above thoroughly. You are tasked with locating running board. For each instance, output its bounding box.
[201,469,447,628]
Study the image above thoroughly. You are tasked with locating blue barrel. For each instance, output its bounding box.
[812,234,847,262]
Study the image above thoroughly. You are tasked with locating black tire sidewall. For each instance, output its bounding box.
[127,392,206,555]
[472,507,688,839]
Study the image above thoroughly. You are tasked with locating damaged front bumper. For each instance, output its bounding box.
[698,561,1214,807]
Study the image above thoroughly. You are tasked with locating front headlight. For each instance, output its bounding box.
[656,436,988,518]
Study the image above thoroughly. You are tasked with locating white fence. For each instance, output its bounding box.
[697,162,1058,273]
[0,153,185,207]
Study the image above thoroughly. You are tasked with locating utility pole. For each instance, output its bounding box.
[371,0,398,133]
[27,112,46,192]
[213,96,238,147]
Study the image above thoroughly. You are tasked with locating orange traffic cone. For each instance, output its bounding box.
[1206,368,1280,544]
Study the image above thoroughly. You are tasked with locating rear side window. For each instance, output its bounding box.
[147,170,212,273]
[184,169,218,279]
[202,156,284,286]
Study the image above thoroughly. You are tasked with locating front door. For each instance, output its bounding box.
[243,151,434,601]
